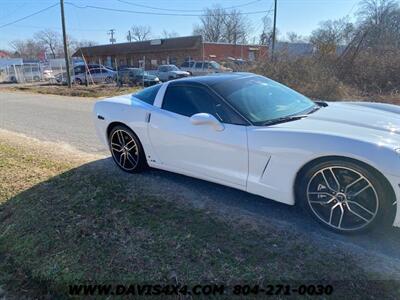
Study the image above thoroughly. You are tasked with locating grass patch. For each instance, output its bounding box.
[3,83,141,98]
[0,140,398,298]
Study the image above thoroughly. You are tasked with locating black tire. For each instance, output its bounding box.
[296,159,393,234]
[105,76,113,83]
[108,125,148,173]
[74,78,82,85]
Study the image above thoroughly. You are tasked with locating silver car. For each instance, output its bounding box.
[156,65,190,81]
[180,60,232,76]
[74,67,116,84]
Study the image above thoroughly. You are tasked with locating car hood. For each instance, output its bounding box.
[271,101,400,148]
[170,70,189,75]
[144,74,158,80]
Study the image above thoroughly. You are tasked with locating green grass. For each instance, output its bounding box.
[0,141,398,298]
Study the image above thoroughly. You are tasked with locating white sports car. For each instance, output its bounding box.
[94,73,400,233]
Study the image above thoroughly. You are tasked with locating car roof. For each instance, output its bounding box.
[171,72,257,87]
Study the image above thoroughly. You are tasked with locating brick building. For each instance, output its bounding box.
[72,35,267,69]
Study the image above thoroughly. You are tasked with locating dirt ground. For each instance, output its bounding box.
[0,82,140,98]
[1,129,400,299]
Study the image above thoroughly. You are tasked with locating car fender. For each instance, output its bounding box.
[246,128,400,206]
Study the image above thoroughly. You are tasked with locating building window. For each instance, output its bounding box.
[248,51,255,61]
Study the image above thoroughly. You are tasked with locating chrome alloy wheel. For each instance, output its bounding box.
[110,129,139,171]
[306,166,379,231]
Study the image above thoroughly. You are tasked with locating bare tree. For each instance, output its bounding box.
[34,29,62,59]
[223,9,251,44]
[129,25,152,41]
[357,0,400,49]
[73,40,98,48]
[193,6,226,42]
[286,32,307,43]
[310,18,355,55]
[259,16,274,45]
[161,30,179,39]
[10,39,45,59]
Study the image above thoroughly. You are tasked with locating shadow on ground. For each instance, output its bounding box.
[1,157,400,298]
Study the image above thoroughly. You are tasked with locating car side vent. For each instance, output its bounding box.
[261,156,271,179]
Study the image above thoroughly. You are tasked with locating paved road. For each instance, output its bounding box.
[1,90,400,274]
[0,91,106,154]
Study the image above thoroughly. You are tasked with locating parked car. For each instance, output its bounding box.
[156,65,190,81]
[22,63,42,81]
[74,68,116,84]
[117,68,160,87]
[94,72,400,234]
[55,67,116,85]
[73,64,109,75]
[42,69,54,81]
[180,60,232,76]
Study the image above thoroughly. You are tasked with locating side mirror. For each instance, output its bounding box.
[190,113,224,131]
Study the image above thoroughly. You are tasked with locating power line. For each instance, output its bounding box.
[65,2,273,17]
[0,3,59,29]
[116,0,262,12]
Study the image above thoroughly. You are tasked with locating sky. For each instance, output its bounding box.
[0,0,361,50]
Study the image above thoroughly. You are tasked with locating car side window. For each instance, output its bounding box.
[195,62,203,69]
[162,85,246,125]
[134,84,162,105]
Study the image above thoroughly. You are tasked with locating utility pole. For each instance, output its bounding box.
[60,0,71,88]
[127,30,132,42]
[271,0,277,61]
[108,29,116,44]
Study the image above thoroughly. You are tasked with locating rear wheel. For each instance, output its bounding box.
[108,125,147,173]
[297,159,391,233]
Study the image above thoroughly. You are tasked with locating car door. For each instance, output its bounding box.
[148,83,249,188]
[158,66,167,81]
[88,68,101,83]
[194,62,204,75]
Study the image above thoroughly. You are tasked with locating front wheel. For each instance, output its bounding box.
[297,159,391,233]
[109,125,147,173]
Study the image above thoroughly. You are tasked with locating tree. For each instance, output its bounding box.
[193,6,226,42]
[259,15,273,45]
[161,30,179,39]
[10,39,45,60]
[223,9,251,44]
[34,29,62,59]
[128,25,152,42]
[310,18,355,55]
[193,6,251,44]
[357,0,400,49]
[286,32,307,43]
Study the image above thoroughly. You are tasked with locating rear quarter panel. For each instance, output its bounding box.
[93,95,156,158]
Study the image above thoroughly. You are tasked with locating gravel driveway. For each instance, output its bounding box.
[1,90,400,277]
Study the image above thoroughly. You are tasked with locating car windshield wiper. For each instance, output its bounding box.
[307,105,321,115]
[262,114,309,126]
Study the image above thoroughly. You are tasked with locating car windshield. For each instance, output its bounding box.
[168,65,179,71]
[210,61,220,69]
[213,76,317,126]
